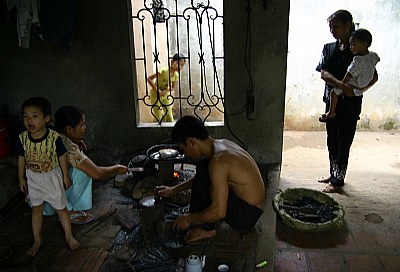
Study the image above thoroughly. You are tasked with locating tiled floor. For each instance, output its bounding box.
[274,131,400,272]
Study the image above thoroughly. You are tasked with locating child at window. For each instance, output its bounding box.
[319,28,380,122]
[147,53,186,123]
[16,97,80,256]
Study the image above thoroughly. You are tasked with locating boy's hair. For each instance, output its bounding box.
[21,97,52,117]
[54,106,84,133]
[351,28,373,47]
[171,115,209,145]
[328,10,355,33]
[172,52,186,62]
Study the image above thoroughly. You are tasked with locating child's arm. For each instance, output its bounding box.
[170,81,177,92]
[342,72,352,83]
[338,72,356,97]
[18,156,27,193]
[59,154,72,189]
[147,72,159,91]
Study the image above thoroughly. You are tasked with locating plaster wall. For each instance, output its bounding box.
[0,0,289,165]
[285,0,400,131]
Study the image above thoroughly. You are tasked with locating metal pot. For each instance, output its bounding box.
[146,144,185,182]
[146,144,184,162]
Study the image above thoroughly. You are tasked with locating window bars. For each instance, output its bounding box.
[131,0,224,124]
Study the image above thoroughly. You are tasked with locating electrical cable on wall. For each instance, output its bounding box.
[221,0,258,150]
[199,2,249,150]
[245,0,255,120]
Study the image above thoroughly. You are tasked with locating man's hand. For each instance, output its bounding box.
[155,185,176,198]
[173,214,191,231]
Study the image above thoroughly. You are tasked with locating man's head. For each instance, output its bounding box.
[171,116,209,160]
[171,115,208,144]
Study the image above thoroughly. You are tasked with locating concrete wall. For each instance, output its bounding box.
[285,0,400,131]
[0,0,289,165]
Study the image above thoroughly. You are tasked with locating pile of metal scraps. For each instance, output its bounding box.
[280,196,339,223]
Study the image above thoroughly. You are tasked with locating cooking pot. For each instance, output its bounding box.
[146,144,184,162]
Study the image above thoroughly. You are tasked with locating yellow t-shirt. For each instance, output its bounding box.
[153,66,179,91]
[18,129,66,173]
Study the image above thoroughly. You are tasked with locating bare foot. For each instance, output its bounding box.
[326,112,336,118]
[184,228,217,244]
[27,241,41,257]
[67,237,80,251]
[317,177,331,183]
[322,183,339,193]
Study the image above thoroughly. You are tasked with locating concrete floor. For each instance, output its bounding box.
[275,131,400,272]
[0,162,277,272]
[2,130,398,271]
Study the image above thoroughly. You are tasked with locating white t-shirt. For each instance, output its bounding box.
[334,51,380,96]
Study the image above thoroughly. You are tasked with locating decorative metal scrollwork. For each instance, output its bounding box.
[132,0,224,124]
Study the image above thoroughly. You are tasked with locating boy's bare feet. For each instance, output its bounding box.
[67,237,80,251]
[184,228,216,244]
[27,241,41,257]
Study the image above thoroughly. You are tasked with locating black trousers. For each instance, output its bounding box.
[189,158,263,231]
[325,97,361,187]
[326,120,357,186]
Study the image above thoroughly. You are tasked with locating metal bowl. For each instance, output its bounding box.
[146,144,184,162]
[139,196,156,207]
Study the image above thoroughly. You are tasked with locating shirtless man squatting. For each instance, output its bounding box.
[157,115,265,243]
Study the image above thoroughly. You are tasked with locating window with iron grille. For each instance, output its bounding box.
[130,0,224,126]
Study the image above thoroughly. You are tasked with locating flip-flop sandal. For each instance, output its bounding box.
[322,184,339,193]
[69,211,95,225]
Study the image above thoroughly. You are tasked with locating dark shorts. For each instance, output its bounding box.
[189,157,263,231]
